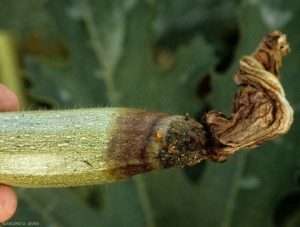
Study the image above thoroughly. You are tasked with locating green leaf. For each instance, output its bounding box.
[0,0,57,40]
[25,0,110,108]
[11,180,148,227]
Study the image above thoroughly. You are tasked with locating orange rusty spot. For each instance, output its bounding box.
[156,130,164,147]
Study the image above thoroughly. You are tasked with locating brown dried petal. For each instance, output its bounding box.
[205,31,293,162]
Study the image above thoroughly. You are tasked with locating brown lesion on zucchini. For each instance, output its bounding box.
[106,109,168,180]
[106,110,208,180]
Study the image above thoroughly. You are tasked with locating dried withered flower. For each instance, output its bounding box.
[205,31,293,162]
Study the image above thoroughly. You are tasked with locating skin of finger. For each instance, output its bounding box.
[0,185,18,222]
[0,84,20,112]
[0,84,19,221]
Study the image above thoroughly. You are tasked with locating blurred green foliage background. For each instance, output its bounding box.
[0,0,300,226]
